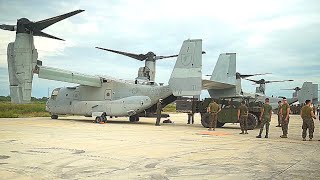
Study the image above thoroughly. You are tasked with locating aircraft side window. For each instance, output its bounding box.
[106,93,110,97]
[51,95,57,100]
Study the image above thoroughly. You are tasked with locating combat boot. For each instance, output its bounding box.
[256,135,262,138]
[280,135,287,138]
[302,138,306,141]
[265,135,268,138]
[239,131,244,134]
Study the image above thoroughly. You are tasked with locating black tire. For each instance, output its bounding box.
[247,113,258,130]
[201,113,225,128]
[135,116,140,122]
[129,116,136,122]
[95,117,101,123]
[51,115,58,119]
[216,121,225,128]
[201,113,210,128]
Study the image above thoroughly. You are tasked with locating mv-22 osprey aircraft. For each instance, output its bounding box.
[1,10,204,123]
[203,53,319,108]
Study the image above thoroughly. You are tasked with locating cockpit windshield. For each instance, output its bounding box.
[51,88,61,100]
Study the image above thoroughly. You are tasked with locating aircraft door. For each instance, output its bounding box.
[105,89,112,100]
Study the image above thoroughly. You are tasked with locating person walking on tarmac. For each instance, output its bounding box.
[207,99,221,131]
[238,101,249,134]
[276,101,282,127]
[155,99,163,126]
[256,98,273,138]
[300,100,317,141]
[280,97,290,138]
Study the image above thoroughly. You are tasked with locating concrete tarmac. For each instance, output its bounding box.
[0,114,319,180]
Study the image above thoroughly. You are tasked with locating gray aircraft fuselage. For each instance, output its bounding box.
[46,79,172,117]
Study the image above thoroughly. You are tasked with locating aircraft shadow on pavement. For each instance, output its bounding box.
[56,118,155,125]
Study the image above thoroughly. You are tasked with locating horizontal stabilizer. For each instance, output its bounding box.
[202,79,235,90]
[37,66,102,87]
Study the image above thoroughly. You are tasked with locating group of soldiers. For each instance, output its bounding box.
[207,98,319,141]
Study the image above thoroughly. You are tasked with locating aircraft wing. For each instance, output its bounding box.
[36,66,102,87]
[202,79,236,90]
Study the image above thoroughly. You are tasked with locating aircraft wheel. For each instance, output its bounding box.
[200,113,210,128]
[135,116,140,122]
[51,115,58,119]
[95,116,102,123]
[247,113,258,130]
[129,116,136,122]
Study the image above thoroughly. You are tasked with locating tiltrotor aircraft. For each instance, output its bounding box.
[281,84,319,105]
[1,10,203,122]
[202,53,318,109]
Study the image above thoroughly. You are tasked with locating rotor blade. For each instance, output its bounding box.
[240,73,272,78]
[156,54,178,60]
[95,47,147,61]
[33,30,65,41]
[265,80,293,84]
[34,10,85,30]
[155,51,206,60]
[280,89,295,90]
[0,24,16,31]
[244,78,259,83]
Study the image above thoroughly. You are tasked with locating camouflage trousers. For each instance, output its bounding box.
[239,115,248,132]
[302,118,314,139]
[259,117,271,135]
[210,113,218,129]
[277,114,281,126]
[281,117,290,136]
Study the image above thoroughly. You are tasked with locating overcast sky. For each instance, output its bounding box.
[0,0,319,99]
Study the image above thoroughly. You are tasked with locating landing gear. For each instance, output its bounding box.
[129,115,139,122]
[51,114,58,119]
[95,116,102,123]
[94,112,107,123]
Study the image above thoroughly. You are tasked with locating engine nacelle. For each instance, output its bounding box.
[7,33,37,103]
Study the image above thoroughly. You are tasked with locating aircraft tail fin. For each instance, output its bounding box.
[298,82,318,104]
[210,53,236,86]
[169,39,202,96]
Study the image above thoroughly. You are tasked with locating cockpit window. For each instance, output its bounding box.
[51,88,61,100]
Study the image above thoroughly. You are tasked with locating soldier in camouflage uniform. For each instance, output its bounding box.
[207,99,221,131]
[155,99,163,126]
[276,101,282,127]
[238,101,248,134]
[280,98,290,138]
[300,100,317,141]
[256,98,273,138]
